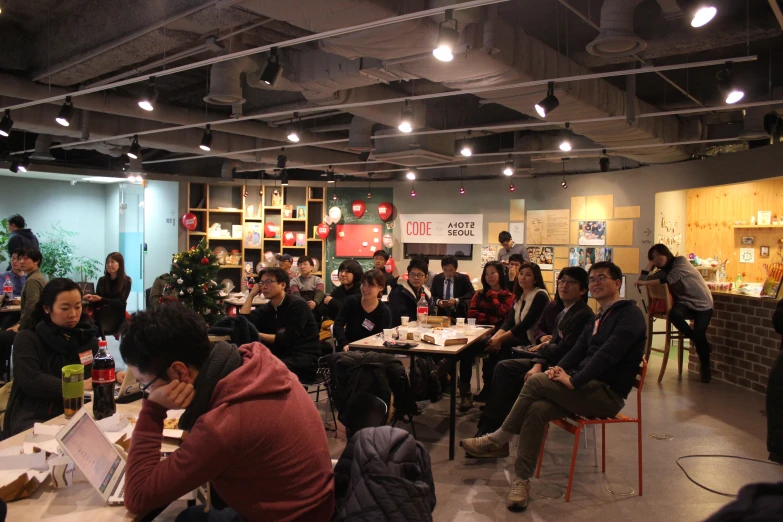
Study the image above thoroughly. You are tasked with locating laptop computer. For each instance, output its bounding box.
[56,409,126,505]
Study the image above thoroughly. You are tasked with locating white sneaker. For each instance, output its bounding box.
[507,477,530,510]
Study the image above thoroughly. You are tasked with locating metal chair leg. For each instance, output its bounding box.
[535,423,549,478]
[565,427,582,502]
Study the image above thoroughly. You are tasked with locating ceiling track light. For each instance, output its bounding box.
[460,130,473,157]
[561,158,568,189]
[367,173,373,199]
[261,47,283,88]
[503,155,514,176]
[559,122,573,152]
[433,9,458,62]
[280,169,289,186]
[9,160,20,173]
[138,77,158,111]
[717,61,744,105]
[332,175,339,201]
[0,109,13,137]
[398,100,414,133]
[600,149,610,172]
[56,96,74,127]
[199,124,213,151]
[18,156,31,173]
[127,135,141,160]
[411,182,416,197]
[287,112,301,143]
[277,148,287,169]
[406,168,417,180]
[534,81,560,119]
[327,166,335,183]
[509,181,515,192]
[689,3,717,27]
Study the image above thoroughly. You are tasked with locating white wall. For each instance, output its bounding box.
[143,180,180,289]
[0,176,108,275]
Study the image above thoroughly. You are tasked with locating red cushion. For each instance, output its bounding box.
[648,298,667,316]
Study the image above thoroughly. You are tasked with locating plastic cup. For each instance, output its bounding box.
[400,316,410,325]
[62,364,85,419]
[467,318,476,327]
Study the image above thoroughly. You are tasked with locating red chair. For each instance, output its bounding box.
[535,359,647,501]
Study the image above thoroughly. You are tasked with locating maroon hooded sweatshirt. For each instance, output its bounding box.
[124,342,335,521]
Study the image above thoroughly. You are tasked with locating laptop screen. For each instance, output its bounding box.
[60,414,122,493]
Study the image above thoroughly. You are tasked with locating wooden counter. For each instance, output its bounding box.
[696,291,780,393]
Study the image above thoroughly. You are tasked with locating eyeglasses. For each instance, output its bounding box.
[588,274,614,285]
[408,272,426,279]
[557,278,580,287]
[139,377,159,393]
[258,279,278,286]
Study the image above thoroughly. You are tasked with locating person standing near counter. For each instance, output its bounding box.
[636,244,714,383]
[84,252,132,338]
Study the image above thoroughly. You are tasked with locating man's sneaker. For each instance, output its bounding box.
[472,388,491,403]
[507,478,530,511]
[460,434,509,458]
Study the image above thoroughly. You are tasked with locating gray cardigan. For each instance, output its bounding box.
[19,269,46,330]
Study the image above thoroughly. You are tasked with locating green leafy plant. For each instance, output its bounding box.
[0,218,9,265]
[38,222,103,281]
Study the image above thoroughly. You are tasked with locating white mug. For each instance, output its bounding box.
[48,456,75,489]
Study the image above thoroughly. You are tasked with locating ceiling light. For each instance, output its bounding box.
[0,109,13,137]
[199,124,213,151]
[332,191,338,201]
[398,100,414,133]
[127,135,141,160]
[261,48,283,87]
[327,167,335,183]
[406,168,416,180]
[559,122,573,152]
[367,173,373,199]
[17,157,31,173]
[56,96,74,127]
[411,183,416,197]
[460,131,473,157]
[509,181,515,192]
[280,169,289,186]
[433,10,458,62]
[277,150,287,169]
[691,5,717,27]
[138,78,158,111]
[561,177,567,188]
[535,82,560,118]
[503,155,514,176]
[9,160,19,173]
[459,165,466,194]
[717,62,744,104]
[287,113,300,142]
[600,151,610,172]
[459,184,465,195]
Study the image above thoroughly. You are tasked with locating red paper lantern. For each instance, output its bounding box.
[316,223,330,240]
[282,231,296,246]
[377,202,393,222]
[351,200,366,218]
[181,213,197,230]
[264,223,279,238]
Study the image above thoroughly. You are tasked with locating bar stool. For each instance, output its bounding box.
[642,285,691,382]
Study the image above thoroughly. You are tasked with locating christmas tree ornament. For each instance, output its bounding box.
[187,287,194,293]
[201,257,210,265]
[177,278,183,284]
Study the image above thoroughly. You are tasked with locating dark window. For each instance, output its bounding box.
[403,243,473,260]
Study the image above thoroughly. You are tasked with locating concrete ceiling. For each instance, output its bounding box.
[0,0,780,182]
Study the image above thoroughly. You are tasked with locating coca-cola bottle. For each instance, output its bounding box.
[3,276,12,299]
[92,340,116,420]
[417,293,429,326]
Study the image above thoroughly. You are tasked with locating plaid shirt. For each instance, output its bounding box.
[468,289,514,326]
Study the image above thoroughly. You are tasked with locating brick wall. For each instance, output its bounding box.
[689,293,780,394]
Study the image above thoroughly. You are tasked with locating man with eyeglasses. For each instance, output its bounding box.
[472,267,594,438]
[388,259,432,327]
[119,302,335,521]
[239,267,320,382]
[461,262,645,511]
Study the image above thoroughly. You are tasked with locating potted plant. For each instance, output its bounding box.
[38,222,102,281]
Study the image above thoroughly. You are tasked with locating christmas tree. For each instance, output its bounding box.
[165,239,226,325]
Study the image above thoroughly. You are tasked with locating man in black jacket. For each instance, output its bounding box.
[461,262,646,511]
[5,214,39,260]
[239,267,320,382]
[474,267,594,436]
[431,256,474,320]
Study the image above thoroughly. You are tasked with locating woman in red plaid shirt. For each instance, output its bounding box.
[458,261,515,411]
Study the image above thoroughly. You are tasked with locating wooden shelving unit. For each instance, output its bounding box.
[186,183,327,288]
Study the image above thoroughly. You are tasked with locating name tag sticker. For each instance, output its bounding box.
[79,351,93,366]
[362,318,375,331]
[592,319,600,336]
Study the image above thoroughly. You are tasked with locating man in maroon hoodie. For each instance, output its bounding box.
[119,302,335,521]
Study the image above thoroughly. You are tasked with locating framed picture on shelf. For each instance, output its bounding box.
[761,246,770,257]
[283,205,293,219]
[758,211,772,226]
[245,223,263,247]
[296,206,306,219]
[295,233,306,246]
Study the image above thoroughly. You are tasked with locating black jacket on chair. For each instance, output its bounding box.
[532,300,595,368]
[430,273,474,319]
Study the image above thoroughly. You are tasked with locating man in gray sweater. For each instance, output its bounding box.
[15,248,47,331]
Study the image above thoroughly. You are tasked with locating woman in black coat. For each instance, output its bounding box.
[323,259,363,320]
[3,278,98,437]
[84,252,132,337]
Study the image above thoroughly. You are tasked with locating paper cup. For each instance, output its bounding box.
[456,318,465,326]
[383,328,397,340]
[48,456,75,488]
[400,316,410,325]
[412,331,422,341]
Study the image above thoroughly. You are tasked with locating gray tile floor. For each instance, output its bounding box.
[321,348,783,522]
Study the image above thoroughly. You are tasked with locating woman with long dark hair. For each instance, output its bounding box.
[474,262,550,402]
[636,243,714,382]
[323,259,364,320]
[457,261,515,410]
[333,269,392,350]
[3,278,98,437]
[84,252,132,337]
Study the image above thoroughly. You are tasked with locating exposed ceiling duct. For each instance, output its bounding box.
[347,116,376,152]
[586,0,647,58]
[30,135,56,161]
[204,57,259,105]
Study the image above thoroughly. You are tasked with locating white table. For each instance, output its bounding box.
[348,325,492,460]
[1,402,187,521]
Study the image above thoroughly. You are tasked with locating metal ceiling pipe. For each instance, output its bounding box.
[586,0,646,58]
[204,57,261,105]
[347,116,376,152]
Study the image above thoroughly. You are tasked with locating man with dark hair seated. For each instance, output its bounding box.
[474,267,594,437]
[431,255,474,320]
[461,262,645,511]
[239,267,320,382]
[120,302,335,521]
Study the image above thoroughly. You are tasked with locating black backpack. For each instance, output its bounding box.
[410,356,442,403]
